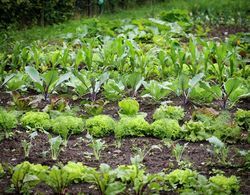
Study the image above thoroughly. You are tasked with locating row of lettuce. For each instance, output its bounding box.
[0,160,240,195]
[1,98,249,142]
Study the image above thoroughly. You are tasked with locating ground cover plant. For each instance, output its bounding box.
[0,0,249,194]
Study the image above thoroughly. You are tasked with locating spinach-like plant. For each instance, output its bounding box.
[171,73,204,105]
[84,164,126,195]
[201,78,249,109]
[142,80,172,102]
[11,162,48,194]
[49,135,64,161]
[122,72,144,97]
[103,79,125,101]
[44,162,86,194]
[73,70,109,101]
[235,109,250,130]
[25,66,70,101]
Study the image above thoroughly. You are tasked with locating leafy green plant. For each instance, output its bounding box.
[160,9,190,23]
[0,108,17,140]
[44,162,86,194]
[122,72,144,97]
[209,175,239,194]
[183,120,210,142]
[25,66,70,101]
[73,70,109,101]
[11,161,48,194]
[84,164,126,195]
[153,105,184,121]
[87,134,106,161]
[200,78,249,109]
[51,115,84,140]
[115,116,150,138]
[235,109,250,130]
[194,110,241,142]
[171,143,188,163]
[171,73,204,105]
[103,79,125,101]
[49,135,64,161]
[21,111,51,131]
[0,163,4,178]
[21,131,38,158]
[141,80,171,101]
[85,115,115,137]
[165,169,198,191]
[151,119,181,139]
[118,98,140,117]
[207,136,229,165]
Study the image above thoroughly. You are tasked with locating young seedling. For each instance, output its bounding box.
[207,136,229,165]
[21,131,38,158]
[171,143,188,164]
[49,135,64,161]
[86,134,106,161]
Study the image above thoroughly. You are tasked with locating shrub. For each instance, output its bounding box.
[118,98,139,116]
[153,105,184,121]
[85,115,115,137]
[115,116,150,138]
[209,175,240,194]
[160,9,190,23]
[51,116,84,139]
[21,112,51,130]
[151,119,181,139]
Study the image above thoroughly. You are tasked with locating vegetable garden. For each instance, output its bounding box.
[0,0,249,194]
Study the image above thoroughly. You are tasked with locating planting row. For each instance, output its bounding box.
[1,99,249,142]
[0,160,240,195]
[1,65,249,109]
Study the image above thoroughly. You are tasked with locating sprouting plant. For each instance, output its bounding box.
[21,132,38,158]
[171,143,188,164]
[132,145,162,164]
[49,135,64,161]
[207,136,229,165]
[87,134,106,161]
[25,66,70,101]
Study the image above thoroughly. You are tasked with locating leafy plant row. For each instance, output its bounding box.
[1,160,240,195]
[1,102,249,143]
